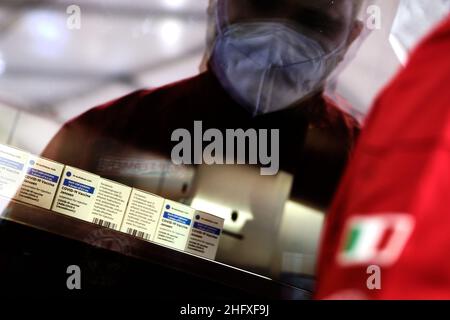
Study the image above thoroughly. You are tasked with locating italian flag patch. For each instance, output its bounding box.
[337,214,414,267]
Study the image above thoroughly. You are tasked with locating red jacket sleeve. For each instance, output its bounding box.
[315,15,450,300]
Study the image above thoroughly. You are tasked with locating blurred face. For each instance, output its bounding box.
[204,0,363,115]
[222,0,357,52]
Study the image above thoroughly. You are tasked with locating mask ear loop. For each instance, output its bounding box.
[215,0,230,35]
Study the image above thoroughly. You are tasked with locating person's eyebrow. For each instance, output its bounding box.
[296,7,344,29]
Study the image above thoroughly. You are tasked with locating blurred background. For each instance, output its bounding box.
[0,0,209,153]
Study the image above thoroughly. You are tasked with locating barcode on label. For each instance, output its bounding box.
[92,218,117,230]
[126,228,151,240]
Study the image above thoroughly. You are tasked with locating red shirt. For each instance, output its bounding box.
[316,15,450,299]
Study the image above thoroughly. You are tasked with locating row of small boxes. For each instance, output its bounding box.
[0,143,224,260]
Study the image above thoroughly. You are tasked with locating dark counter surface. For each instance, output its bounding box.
[0,198,311,299]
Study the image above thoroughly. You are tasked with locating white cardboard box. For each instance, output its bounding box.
[186,211,224,260]
[0,144,29,199]
[16,156,64,210]
[52,166,100,221]
[120,188,165,241]
[154,199,195,251]
[91,178,132,231]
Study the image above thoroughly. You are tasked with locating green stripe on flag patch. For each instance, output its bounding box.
[344,226,360,253]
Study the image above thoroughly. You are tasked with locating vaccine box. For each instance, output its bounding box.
[154,199,195,251]
[0,144,29,200]
[91,178,132,231]
[120,188,165,241]
[52,166,100,222]
[16,156,64,210]
[186,211,224,260]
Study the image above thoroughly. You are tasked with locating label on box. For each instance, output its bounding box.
[154,199,195,250]
[120,189,164,241]
[52,166,100,221]
[186,211,224,260]
[0,144,29,199]
[91,179,132,230]
[16,156,64,210]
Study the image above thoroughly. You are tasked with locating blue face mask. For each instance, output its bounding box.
[210,21,345,116]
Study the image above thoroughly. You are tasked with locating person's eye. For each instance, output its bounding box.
[294,10,338,33]
[248,0,275,11]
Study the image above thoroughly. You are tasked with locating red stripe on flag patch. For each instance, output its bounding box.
[376,225,395,252]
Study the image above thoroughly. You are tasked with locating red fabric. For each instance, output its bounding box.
[316,15,450,300]
[42,70,358,206]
